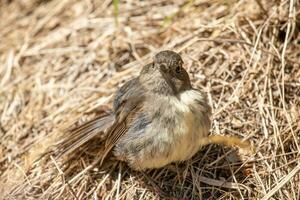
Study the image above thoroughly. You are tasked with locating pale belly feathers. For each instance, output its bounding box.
[114,89,211,170]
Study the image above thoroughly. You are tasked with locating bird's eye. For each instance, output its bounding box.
[175,66,181,73]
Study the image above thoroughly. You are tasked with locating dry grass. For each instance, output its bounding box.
[0,0,299,199]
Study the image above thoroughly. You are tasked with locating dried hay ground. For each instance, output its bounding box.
[0,0,299,199]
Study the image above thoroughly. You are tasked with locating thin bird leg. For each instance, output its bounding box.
[200,135,253,152]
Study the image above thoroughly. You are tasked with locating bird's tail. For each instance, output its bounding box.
[55,114,115,158]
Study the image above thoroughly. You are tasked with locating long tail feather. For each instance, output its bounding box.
[55,114,115,158]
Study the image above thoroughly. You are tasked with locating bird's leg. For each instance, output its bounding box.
[200,135,253,152]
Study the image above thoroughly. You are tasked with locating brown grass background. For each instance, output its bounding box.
[0,0,299,199]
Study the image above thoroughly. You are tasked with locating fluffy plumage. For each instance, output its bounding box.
[56,50,250,171]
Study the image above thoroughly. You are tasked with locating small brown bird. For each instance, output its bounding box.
[57,50,250,171]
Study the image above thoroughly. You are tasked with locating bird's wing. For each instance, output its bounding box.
[55,77,146,164]
[100,78,146,164]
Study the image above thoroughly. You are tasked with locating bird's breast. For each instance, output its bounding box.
[148,89,210,162]
[120,89,211,170]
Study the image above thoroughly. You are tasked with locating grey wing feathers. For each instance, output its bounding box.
[113,78,140,112]
[99,79,146,164]
[56,77,145,162]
